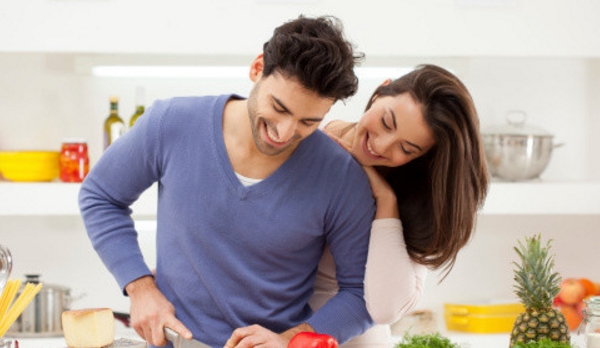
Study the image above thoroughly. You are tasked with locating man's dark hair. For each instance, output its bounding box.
[262,15,364,102]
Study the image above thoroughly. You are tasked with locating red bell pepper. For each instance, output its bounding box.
[287,332,338,348]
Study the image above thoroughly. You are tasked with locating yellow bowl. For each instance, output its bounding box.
[0,151,60,182]
[444,302,524,334]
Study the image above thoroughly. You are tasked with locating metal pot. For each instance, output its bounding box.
[0,244,12,292]
[7,274,72,337]
[482,111,563,181]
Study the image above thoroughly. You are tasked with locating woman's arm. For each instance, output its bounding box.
[361,166,428,324]
[323,121,428,324]
[364,219,428,324]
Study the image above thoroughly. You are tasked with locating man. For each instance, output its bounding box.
[79,15,375,348]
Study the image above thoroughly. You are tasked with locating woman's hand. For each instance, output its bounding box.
[324,124,398,218]
[362,166,399,219]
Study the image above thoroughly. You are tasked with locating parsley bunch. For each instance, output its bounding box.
[395,333,462,348]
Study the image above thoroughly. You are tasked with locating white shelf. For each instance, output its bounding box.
[0,181,599,217]
[0,182,157,218]
[481,181,600,215]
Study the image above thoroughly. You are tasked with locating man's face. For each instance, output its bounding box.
[247,71,334,157]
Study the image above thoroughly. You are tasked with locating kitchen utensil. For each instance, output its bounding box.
[0,151,60,182]
[444,301,524,333]
[164,327,211,348]
[0,245,11,293]
[6,274,73,337]
[113,311,131,327]
[482,110,563,181]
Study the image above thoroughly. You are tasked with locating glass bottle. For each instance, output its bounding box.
[103,96,125,150]
[129,86,145,128]
[583,296,600,348]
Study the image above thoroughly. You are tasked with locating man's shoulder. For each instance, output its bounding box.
[307,131,360,166]
[304,131,368,184]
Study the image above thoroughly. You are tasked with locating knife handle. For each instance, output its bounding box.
[164,327,179,345]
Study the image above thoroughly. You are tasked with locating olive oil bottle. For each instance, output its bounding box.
[103,96,125,150]
[129,86,145,128]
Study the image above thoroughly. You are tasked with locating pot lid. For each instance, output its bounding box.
[483,110,553,137]
[21,274,70,292]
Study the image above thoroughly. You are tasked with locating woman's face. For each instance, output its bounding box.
[352,92,436,167]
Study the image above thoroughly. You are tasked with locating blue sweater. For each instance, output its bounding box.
[79,95,375,347]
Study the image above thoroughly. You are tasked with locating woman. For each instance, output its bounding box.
[311,64,490,347]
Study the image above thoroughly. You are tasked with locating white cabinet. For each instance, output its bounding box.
[1,181,599,217]
[1,0,599,57]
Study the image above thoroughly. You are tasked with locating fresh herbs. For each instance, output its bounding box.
[394,333,576,348]
[395,333,463,348]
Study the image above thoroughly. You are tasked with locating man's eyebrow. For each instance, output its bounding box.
[273,95,324,122]
[272,96,291,114]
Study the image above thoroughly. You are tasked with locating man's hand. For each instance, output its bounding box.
[223,323,314,348]
[125,276,192,346]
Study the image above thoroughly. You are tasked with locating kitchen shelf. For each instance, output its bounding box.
[480,181,600,215]
[0,182,157,218]
[0,181,599,217]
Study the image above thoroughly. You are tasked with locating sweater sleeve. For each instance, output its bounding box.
[305,162,376,344]
[78,99,168,292]
[364,218,428,324]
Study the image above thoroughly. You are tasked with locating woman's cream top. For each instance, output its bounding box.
[310,218,428,346]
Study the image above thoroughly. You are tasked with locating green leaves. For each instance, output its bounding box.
[513,233,562,308]
[395,333,463,348]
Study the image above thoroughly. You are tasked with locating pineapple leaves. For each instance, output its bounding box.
[512,234,562,308]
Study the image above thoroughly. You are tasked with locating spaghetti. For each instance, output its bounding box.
[0,280,43,338]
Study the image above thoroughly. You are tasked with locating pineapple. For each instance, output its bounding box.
[509,234,570,347]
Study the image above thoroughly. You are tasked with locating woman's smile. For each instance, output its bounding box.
[362,132,384,160]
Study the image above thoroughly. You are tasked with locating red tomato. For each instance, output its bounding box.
[288,332,338,348]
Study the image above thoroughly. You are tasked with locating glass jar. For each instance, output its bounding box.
[583,296,600,348]
[59,139,89,183]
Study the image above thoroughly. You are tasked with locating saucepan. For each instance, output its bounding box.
[7,274,77,337]
[0,244,11,293]
[482,111,563,181]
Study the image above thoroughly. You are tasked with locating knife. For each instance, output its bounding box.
[164,327,212,348]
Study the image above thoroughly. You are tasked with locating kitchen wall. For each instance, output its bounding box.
[1,53,598,181]
[1,0,600,333]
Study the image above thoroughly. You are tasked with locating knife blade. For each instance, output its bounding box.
[164,327,212,348]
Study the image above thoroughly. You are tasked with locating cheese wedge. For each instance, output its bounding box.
[62,308,115,348]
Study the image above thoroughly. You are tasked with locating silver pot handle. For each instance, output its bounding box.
[65,292,87,309]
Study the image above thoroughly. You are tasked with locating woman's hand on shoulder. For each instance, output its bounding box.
[362,166,399,219]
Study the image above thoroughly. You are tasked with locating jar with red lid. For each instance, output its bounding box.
[59,139,89,183]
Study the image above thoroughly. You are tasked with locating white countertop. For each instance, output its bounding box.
[3,325,141,348]
[4,330,588,348]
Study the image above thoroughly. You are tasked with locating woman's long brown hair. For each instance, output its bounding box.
[366,64,489,279]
